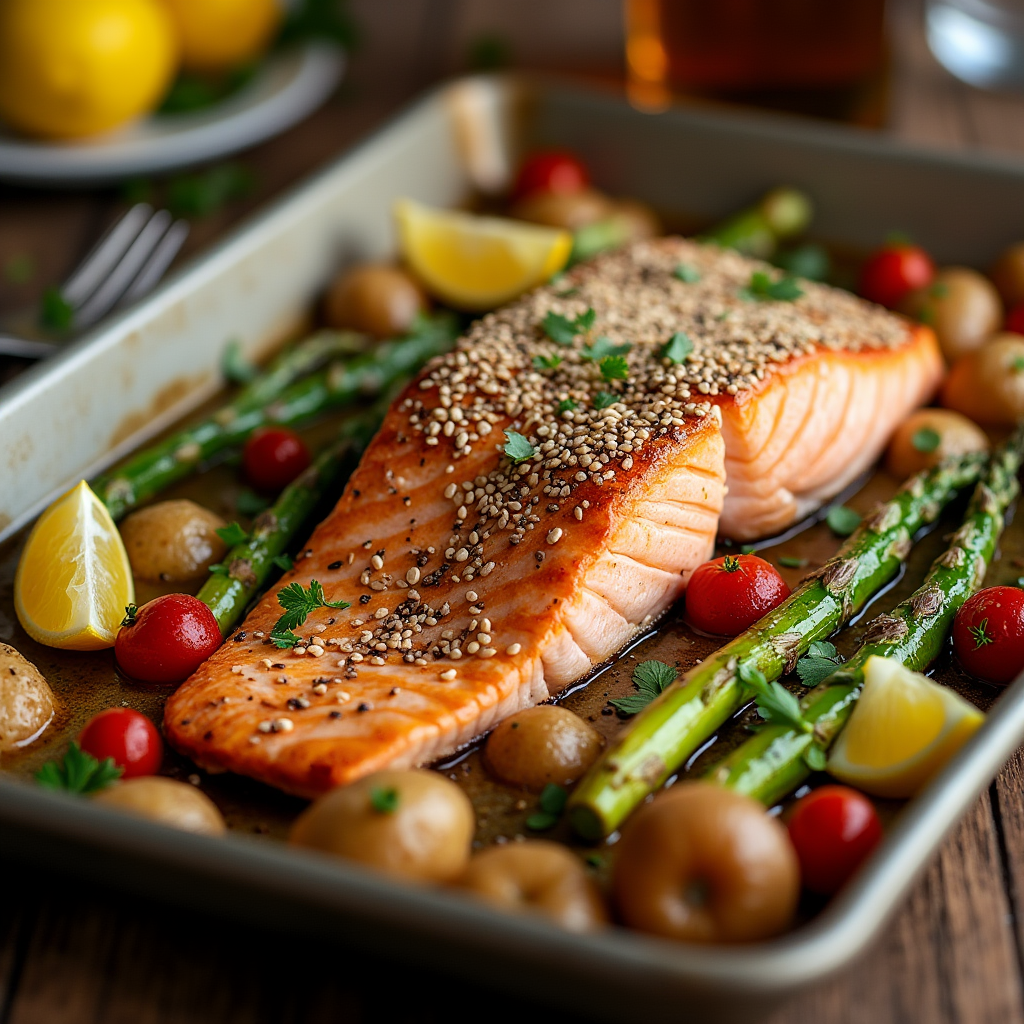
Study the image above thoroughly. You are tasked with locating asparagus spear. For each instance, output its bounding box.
[199,411,381,635]
[706,430,1024,806]
[567,451,987,841]
[698,186,813,259]
[94,314,456,521]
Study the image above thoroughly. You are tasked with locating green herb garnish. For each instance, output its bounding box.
[370,786,400,814]
[738,662,809,733]
[236,489,271,516]
[36,742,122,795]
[777,555,808,569]
[40,286,74,332]
[532,353,563,371]
[674,263,701,283]
[610,660,677,715]
[273,579,349,634]
[912,427,941,453]
[826,505,862,537]
[1013,357,1024,373]
[739,270,804,303]
[166,163,256,219]
[557,398,578,414]
[503,429,536,464]
[216,522,249,547]
[582,336,631,361]
[221,339,257,385]
[796,640,842,687]
[599,355,629,382]
[663,332,693,364]
[772,243,830,282]
[208,563,228,576]
[593,392,618,410]
[542,308,595,347]
[272,554,294,572]
[526,783,568,830]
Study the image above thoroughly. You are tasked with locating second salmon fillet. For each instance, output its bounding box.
[166,239,941,796]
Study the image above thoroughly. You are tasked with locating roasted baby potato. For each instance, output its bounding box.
[885,408,988,480]
[511,187,615,232]
[902,267,1002,363]
[0,643,55,751]
[93,777,226,835]
[120,499,227,585]
[290,769,474,883]
[485,705,603,791]
[323,264,428,339]
[991,242,1024,308]
[942,334,1024,427]
[459,841,607,932]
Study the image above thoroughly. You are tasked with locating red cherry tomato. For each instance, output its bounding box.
[1006,302,1024,336]
[952,586,1024,686]
[243,427,310,491]
[858,243,935,308]
[79,708,163,779]
[685,554,791,636]
[512,150,590,201]
[787,785,883,895]
[115,595,222,685]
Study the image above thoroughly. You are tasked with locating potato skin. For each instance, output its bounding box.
[485,705,603,791]
[902,267,1002,363]
[0,643,55,751]
[323,264,427,339]
[120,500,227,585]
[511,188,614,231]
[459,841,607,932]
[93,777,226,835]
[991,242,1024,308]
[885,408,988,480]
[613,782,800,943]
[290,769,474,883]
[942,334,1024,427]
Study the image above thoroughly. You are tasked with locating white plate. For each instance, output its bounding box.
[0,44,345,186]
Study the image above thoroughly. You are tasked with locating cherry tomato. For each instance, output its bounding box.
[79,708,163,779]
[512,150,589,201]
[115,595,222,685]
[787,785,882,895]
[858,243,935,308]
[952,586,1024,686]
[685,554,791,636]
[1006,301,1024,337]
[243,427,310,491]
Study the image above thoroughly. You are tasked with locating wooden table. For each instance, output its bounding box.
[3,2,1024,1021]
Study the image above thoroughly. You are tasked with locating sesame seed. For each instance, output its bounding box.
[313,684,328,695]
[308,645,325,657]
[406,567,421,585]
[466,591,479,602]
[547,528,563,544]
[506,643,522,655]
[479,648,497,658]
[371,554,384,570]
[293,647,307,655]
[440,669,457,680]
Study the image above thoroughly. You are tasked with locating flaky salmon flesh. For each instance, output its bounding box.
[165,239,942,796]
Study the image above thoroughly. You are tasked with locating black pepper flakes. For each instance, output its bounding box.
[328,560,343,570]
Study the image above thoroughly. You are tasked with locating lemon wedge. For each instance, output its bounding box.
[828,655,983,799]
[15,481,134,651]
[395,198,572,311]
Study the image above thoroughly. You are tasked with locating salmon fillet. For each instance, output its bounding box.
[165,239,941,796]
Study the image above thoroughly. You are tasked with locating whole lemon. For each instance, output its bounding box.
[159,0,282,72]
[0,0,179,140]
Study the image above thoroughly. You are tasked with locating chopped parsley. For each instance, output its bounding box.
[777,555,808,569]
[738,662,808,733]
[526,783,568,830]
[826,505,862,537]
[593,391,618,410]
[796,640,842,687]
[532,353,563,371]
[370,786,400,814]
[739,270,804,303]
[557,398,578,414]
[599,355,629,382]
[216,522,249,547]
[273,579,349,635]
[912,427,941,453]
[208,563,229,576]
[542,308,595,347]
[221,339,257,385]
[271,553,294,572]
[674,263,701,283]
[582,336,631,361]
[236,489,270,516]
[503,429,536,464]
[663,332,694,364]
[36,743,122,795]
[610,660,677,715]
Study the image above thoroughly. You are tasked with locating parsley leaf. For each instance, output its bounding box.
[557,398,577,414]
[663,332,694,364]
[236,489,270,516]
[542,308,595,347]
[674,263,701,283]
[581,336,632,361]
[826,505,862,537]
[370,786,400,814]
[503,429,536,464]
[532,353,563,371]
[912,427,941,453]
[593,392,618,410]
[40,286,74,332]
[739,270,805,303]
[526,784,568,830]
[216,522,249,547]
[1013,356,1024,373]
[208,563,228,576]
[611,659,677,715]
[738,662,809,733]
[796,640,843,687]
[36,742,122,795]
[221,339,256,385]
[270,627,303,649]
[777,555,808,568]
[599,355,629,381]
[804,745,828,771]
[271,554,294,571]
[273,579,349,634]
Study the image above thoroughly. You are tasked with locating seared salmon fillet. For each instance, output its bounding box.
[165,239,940,795]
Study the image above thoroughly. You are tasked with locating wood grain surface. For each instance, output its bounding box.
[2,2,1024,1022]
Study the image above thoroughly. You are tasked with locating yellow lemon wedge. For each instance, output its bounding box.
[15,482,134,651]
[828,655,984,799]
[395,198,572,312]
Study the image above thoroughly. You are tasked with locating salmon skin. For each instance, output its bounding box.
[165,239,941,796]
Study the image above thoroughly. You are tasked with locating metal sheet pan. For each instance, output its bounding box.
[3,74,1024,1023]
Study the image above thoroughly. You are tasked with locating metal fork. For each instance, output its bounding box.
[0,204,190,360]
